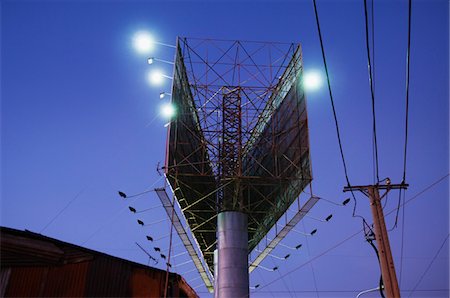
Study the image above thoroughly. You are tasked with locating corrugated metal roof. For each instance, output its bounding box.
[0,227,198,298]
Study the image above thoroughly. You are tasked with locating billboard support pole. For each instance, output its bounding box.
[216,211,249,298]
[343,182,408,298]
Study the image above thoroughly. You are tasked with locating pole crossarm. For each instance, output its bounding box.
[342,183,407,298]
[343,183,409,192]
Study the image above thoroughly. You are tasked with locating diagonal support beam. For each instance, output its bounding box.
[248,196,319,273]
[155,187,214,292]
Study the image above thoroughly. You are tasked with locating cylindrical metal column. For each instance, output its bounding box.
[214,249,219,298]
[216,211,249,298]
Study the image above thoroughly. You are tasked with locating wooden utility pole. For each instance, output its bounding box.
[344,182,408,298]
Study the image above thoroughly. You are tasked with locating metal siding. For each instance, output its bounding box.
[5,266,45,297]
[1,227,198,298]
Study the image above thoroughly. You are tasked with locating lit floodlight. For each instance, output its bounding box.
[148,70,165,85]
[303,70,323,91]
[161,103,176,119]
[148,57,154,64]
[133,31,155,54]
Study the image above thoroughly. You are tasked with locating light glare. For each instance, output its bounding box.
[161,103,176,119]
[303,71,323,91]
[148,70,165,85]
[133,31,155,54]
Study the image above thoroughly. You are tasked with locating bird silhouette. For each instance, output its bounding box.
[146,236,153,241]
[118,191,127,198]
[160,254,166,260]
[137,219,144,226]
[154,247,161,252]
[129,206,137,213]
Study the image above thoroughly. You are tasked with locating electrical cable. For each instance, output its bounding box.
[312,0,369,228]
[403,0,412,184]
[302,221,320,298]
[366,235,386,298]
[363,0,380,184]
[399,1,412,286]
[255,173,449,292]
[408,234,449,297]
[81,176,164,245]
[370,0,377,185]
[40,188,85,233]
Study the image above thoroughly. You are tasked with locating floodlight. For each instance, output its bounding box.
[310,229,317,236]
[148,70,165,85]
[303,70,323,91]
[146,235,153,241]
[160,92,172,99]
[118,191,127,198]
[128,206,137,213]
[295,244,302,250]
[133,31,155,54]
[147,57,154,64]
[161,103,176,119]
[137,219,144,226]
[325,214,333,221]
[342,198,351,206]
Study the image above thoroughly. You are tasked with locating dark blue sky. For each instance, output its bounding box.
[2,0,448,297]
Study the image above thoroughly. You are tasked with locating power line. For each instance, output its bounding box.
[408,234,449,297]
[81,176,164,245]
[40,188,85,233]
[198,289,449,294]
[403,0,412,183]
[312,0,350,185]
[370,0,377,184]
[256,173,449,292]
[312,0,368,228]
[302,220,320,298]
[363,0,380,183]
[399,2,413,287]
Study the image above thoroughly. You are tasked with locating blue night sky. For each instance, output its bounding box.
[1,0,448,297]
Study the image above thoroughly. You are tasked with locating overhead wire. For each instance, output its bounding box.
[408,234,449,297]
[302,220,320,298]
[370,0,377,185]
[398,0,413,286]
[40,188,85,233]
[255,173,449,292]
[312,0,369,229]
[363,0,380,184]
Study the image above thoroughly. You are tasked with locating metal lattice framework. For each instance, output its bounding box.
[165,37,313,275]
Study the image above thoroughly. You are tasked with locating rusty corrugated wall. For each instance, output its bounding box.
[0,227,198,298]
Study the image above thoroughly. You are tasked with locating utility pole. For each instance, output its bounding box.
[344,182,408,298]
